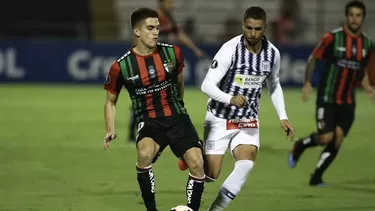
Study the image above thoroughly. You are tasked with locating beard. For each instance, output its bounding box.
[348,25,360,33]
[246,37,261,45]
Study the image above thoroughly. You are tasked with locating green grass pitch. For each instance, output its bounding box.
[0,84,374,211]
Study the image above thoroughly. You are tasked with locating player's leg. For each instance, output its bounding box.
[136,121,168,211]
[309,104,355,186]
[208,128,258,211]
[169,114,207,211]
[288,104,335,168]
[202,112,232,182]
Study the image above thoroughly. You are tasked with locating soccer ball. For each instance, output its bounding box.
[170,205,193,211]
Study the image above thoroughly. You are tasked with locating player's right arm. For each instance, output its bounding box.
[302,32,334,101]
[200,42,247,107]
[103,61,124,149]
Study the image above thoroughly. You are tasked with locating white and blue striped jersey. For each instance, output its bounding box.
[201,35,288,120]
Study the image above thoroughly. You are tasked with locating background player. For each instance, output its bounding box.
[157,0,206,57]
[127,0,207,142]
[200,7,294,210]
[288,0,375,186]
[103,8,205,211]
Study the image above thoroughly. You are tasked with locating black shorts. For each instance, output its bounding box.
[136,114,202,163]
[315,103,355,136]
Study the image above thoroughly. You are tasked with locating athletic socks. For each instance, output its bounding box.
[186,173,205,211]
[208,160,254,211]
[310,141,339,185]
[136,164,157,211]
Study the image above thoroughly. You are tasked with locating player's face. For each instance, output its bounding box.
[346,7,364,32]
[243,18,266,45]
[161,0,174,11]
[138,18,160,48]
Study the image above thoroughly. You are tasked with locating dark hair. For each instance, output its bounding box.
[345,0,366,17]
[130,8,159,28]
[244,6,267,22]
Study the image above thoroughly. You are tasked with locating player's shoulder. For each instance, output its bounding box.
[116,50,132,63]
[157,42,175,48]
[222,35,242,48]
[217,35,242,55]
[265,39,280,58]
[361,31,373,43]
[157,42,181,52]
[326,27,343,36]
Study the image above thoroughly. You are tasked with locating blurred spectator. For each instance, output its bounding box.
[183,17,198,41]
[217,17,242,43]
[270,0,305,45]
[157,0,206,57]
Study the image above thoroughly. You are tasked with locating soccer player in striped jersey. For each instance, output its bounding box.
[200,7,294,210]
[288,0,375,186]
[103,8,204,211]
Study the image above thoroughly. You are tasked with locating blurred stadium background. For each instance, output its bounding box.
[1,0,375,210]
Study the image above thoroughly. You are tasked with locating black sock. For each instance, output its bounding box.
[300,132,319,149]
[312,141,339,181]
[292,132,319,161]
[186,173,205,211]
[136,165,157,211]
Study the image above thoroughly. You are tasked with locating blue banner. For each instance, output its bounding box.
[0,40,323,87]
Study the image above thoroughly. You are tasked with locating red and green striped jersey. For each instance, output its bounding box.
[313,26,373,104]
[104,43,187,122]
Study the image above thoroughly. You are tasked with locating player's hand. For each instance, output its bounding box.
[280,119,295,141]
[104,132,117,150]
[302,82,313,102]
[230,94,248,108]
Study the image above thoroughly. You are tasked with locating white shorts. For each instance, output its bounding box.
[203,111,260,155]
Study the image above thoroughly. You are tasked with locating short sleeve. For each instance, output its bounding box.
[173,45,185,75]
[104,61,124,95]
[312,32,334,59]
[267,49,281,85]
[364,42,374,67]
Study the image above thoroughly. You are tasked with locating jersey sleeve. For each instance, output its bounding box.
[312,32,334,59]
[200,42,234,104]
[174,45,185,75]
[104,61,124,95]
[266,49,288,120]
[364,42,374,67]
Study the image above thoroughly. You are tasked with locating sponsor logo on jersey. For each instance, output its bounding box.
[234,74,266,89]
[226,119,258,130]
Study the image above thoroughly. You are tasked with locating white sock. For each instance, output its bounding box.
[208,160,254,211]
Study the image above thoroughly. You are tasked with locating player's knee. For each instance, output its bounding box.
[317,132,334,145]
[137,138,159,165]
[335,127,345,147]
[183,148,204,176]
[138,149,154,162]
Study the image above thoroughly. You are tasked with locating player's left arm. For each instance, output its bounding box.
[201,42,234,105]
[362,44,375,97]
[175,46,185,100]
[266,50,294,140]
[266,50,288,120]
[176,30,205,57]
[361,69,375,93]
[169,17,205,58]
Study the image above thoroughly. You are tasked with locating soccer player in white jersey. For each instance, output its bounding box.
[200,7,295,210]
